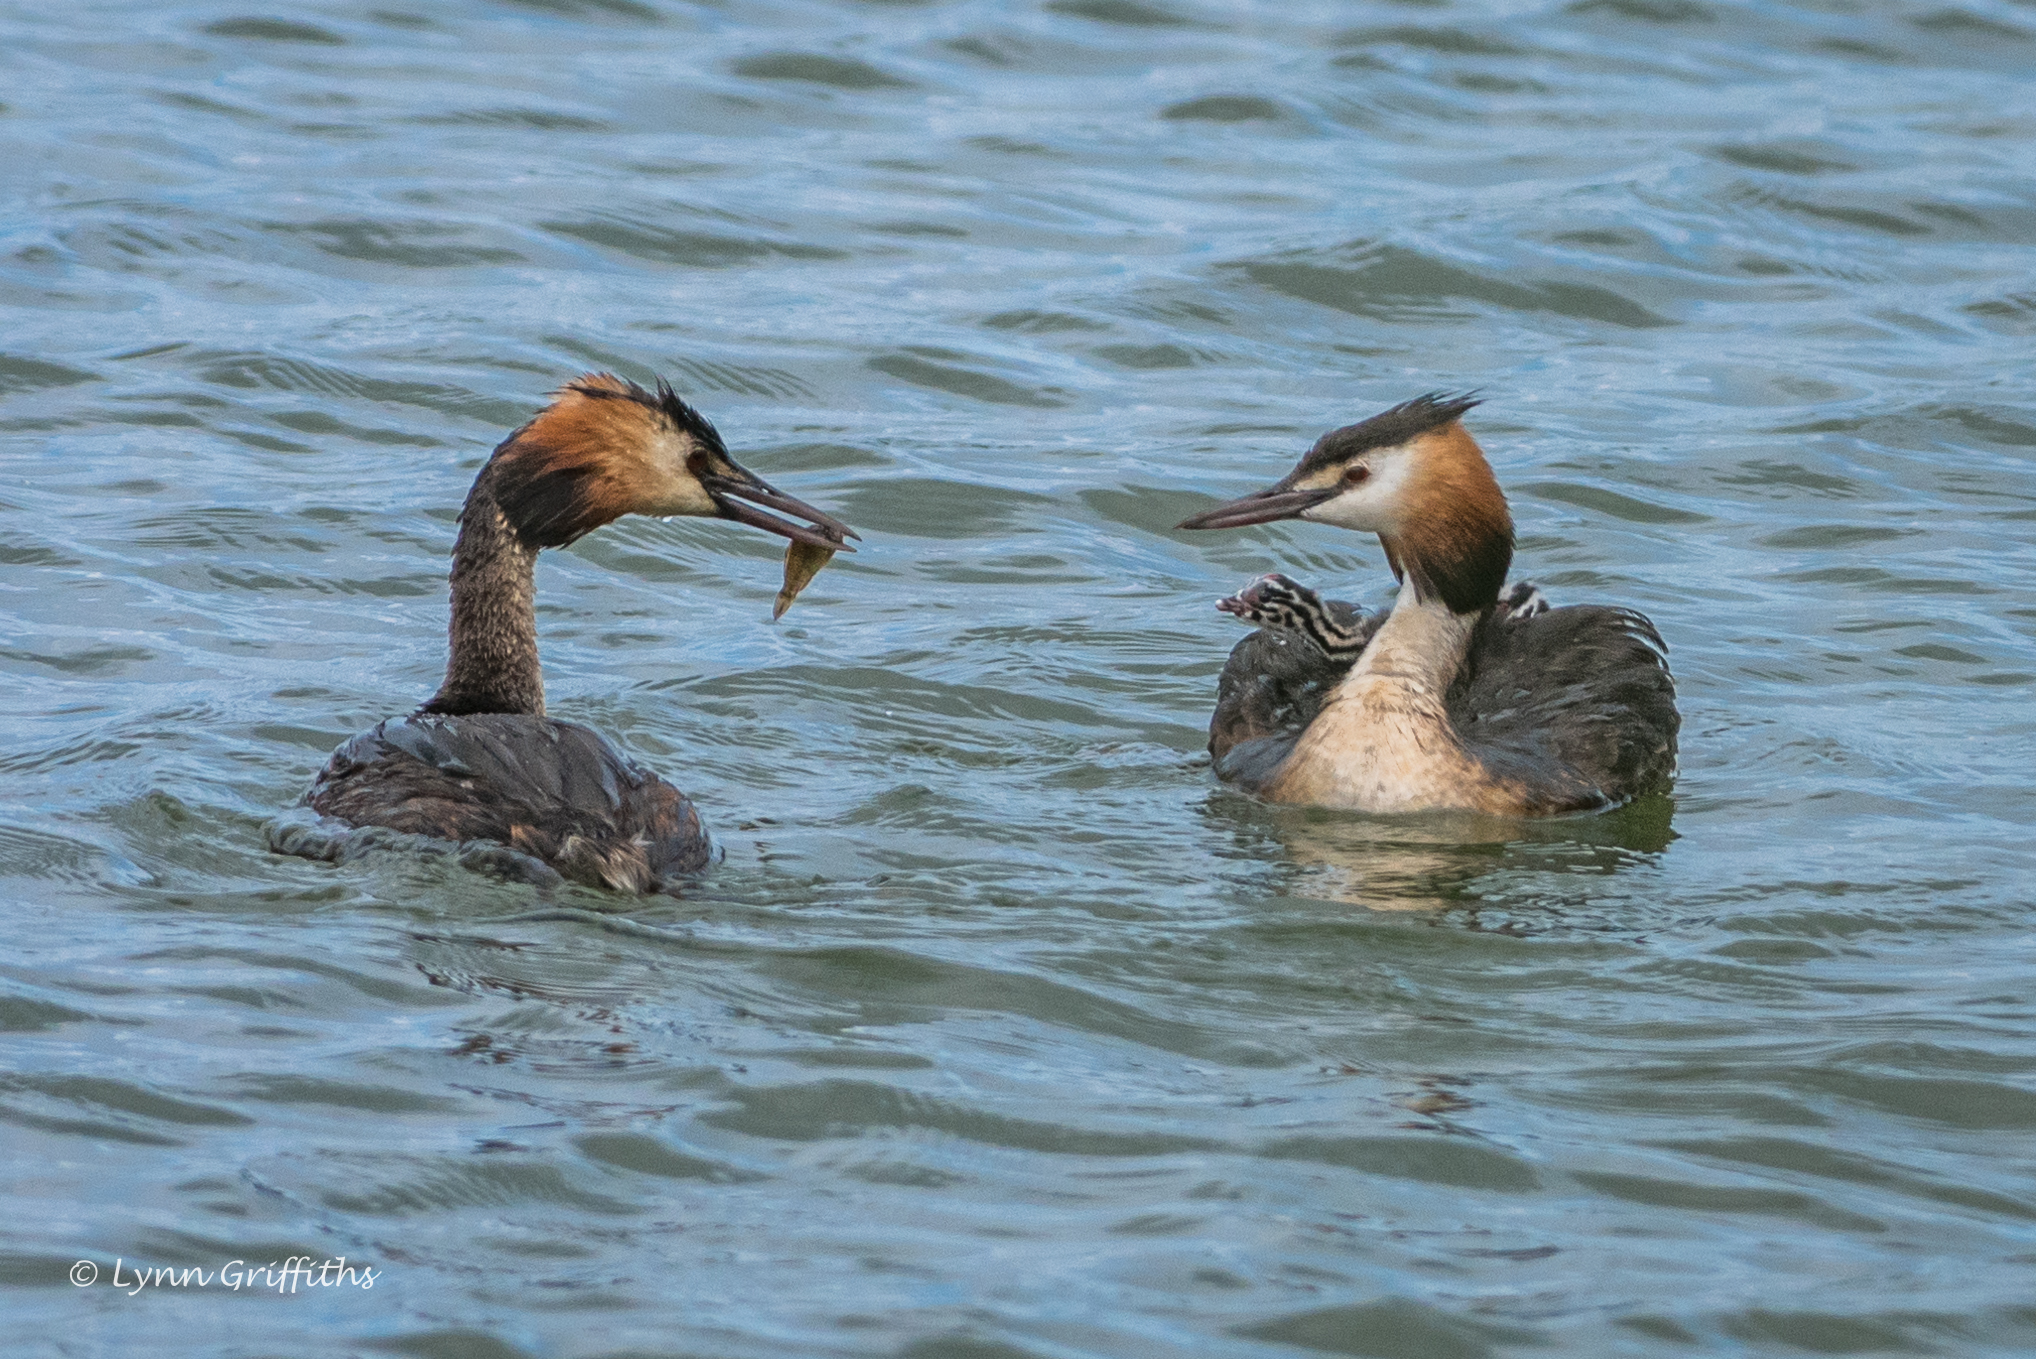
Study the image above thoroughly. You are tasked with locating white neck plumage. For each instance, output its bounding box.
[1261,577,1490,813]
[1349,578,1478,695]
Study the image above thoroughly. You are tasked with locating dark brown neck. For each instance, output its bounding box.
[1379,515,1513,617]
[419,465,545,717]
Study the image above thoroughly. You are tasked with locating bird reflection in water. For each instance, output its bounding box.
[1207,793,1675,913]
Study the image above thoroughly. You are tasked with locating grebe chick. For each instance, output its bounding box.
[1178,394,1678,817]
[281,373,857,892]
[1217,572,1548,659]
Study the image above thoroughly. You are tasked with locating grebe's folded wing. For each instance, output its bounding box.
[1450,605,1679,810]
[308,714,708,890]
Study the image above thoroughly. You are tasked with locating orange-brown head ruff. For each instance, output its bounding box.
[484,373,857,552]
[1177,393,1513,615]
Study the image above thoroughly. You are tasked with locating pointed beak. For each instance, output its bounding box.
[1215,574,1276,617]
[1175,483,1335,531]
[703,465,859,551]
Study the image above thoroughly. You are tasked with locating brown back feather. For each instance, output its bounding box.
[304,713,711,891]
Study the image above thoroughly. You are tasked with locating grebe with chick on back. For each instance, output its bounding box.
[1177,394,1678,817]
[273,373,856,892]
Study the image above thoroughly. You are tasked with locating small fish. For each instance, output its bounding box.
[772,540,835,620]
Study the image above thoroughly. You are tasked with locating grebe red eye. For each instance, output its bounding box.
[1344,465,1370,485]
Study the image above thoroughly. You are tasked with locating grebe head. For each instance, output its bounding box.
[1216,573,1311,632]
[1218,573,1369,659]
[1177,392,1511,615]
[487,373,857,551]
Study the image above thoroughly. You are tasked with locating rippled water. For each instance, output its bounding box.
[6,1,2035,1354]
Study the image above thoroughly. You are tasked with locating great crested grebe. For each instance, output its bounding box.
[1177,394,1678,817]
[276,373,856,892]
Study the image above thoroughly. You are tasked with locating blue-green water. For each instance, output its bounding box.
[5,1,2035,1355]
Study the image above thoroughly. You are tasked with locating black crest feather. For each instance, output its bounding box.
[564,373,728,456]
[1298,391,1482,475]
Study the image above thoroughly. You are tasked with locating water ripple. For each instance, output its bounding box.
[3,0,2033,1355]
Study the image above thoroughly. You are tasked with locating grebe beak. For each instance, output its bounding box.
[1175,480,1336,531]
[702,465,860,551]
[1214,574,1278,616]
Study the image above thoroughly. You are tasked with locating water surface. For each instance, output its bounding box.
[4,1,2035,1355]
